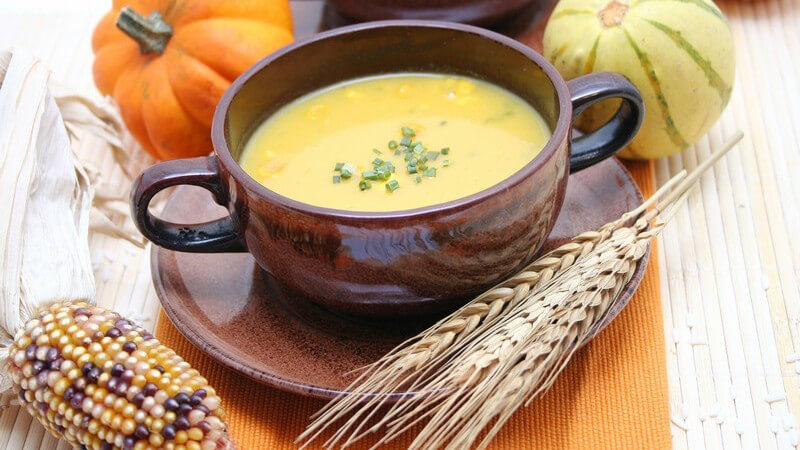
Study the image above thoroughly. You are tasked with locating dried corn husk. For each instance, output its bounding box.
[0,49,141,395]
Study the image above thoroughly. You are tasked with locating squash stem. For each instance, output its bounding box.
[116,6,172,55]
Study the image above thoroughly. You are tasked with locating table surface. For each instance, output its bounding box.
[1,1,799,449]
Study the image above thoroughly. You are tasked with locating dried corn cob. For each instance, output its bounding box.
[8,302,232,450]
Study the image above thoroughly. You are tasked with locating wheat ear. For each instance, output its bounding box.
[298,172,686,448]
[301,132,743,449]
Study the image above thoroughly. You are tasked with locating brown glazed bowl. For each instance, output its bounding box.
[326,0,537,27]
[131,21,644,318]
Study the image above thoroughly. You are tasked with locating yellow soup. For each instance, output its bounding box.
[239,73,551,212]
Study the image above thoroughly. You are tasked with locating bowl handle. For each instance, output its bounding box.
[566,72,644,172]
[130,156,246,253]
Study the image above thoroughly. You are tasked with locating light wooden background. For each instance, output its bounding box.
[1,0,799,449]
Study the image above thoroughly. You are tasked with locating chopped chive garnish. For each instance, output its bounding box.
[439,120,447,126]
[331,131,451,192]
[340,163,356,178]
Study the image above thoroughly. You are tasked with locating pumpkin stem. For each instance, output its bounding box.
[599,0,629,27]
[116,7,173,55]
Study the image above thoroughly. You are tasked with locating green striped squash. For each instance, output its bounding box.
[543,0,735,159]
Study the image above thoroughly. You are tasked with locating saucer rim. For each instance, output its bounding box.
[151,157,649,399]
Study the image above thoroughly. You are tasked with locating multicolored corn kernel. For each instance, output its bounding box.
[9,302,231,450]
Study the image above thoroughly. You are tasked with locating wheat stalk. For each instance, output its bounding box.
[411,221,661,450]
[370,217,658,450]
[299,132,743,449]
[300,179,684,449]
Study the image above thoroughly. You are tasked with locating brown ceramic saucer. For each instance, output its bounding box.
[152,157,648,399]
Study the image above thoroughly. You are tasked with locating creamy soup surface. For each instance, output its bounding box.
[239,73,551,212]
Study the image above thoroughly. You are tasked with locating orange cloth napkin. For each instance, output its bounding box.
[155,160,670,449]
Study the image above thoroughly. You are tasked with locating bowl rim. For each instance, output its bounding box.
[211,20,573,220]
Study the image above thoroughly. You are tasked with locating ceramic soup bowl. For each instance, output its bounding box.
[325,0,538,26]
[131,21,644,318]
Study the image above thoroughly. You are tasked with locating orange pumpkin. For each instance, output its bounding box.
[92,0,293,160]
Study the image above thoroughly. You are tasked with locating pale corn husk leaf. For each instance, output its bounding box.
[0,50,95,341]
[0,49,143,395]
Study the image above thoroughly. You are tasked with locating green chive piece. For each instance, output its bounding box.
[359,180,371,190]
[404,152,413,162]
[400,137,412,147]
[333,175,341,184]
[441,147,450,155]
[412,143,425,154]
[401,126,415,137]
[407,164,418,174]
[443,160,450,167]
[424,168,437,177]
[376,166,391,180]
[362,170,379,181]
[394,149,401,156]
[419,163,428,171]
[372,148,382,155]
[440,120,447,126]
[372,158,383,166]
[334,162,344,171]
[415,176,422,184]
[388,140,398,150]
[340,163,356,178]
[427,151,439,160]
[385,179,400,192]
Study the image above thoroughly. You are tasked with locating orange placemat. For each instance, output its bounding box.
[155,160,670,449]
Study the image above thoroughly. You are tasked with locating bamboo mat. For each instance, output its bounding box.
[0,0,799,449]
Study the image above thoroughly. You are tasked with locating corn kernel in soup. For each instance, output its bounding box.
[239,73,551,212]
